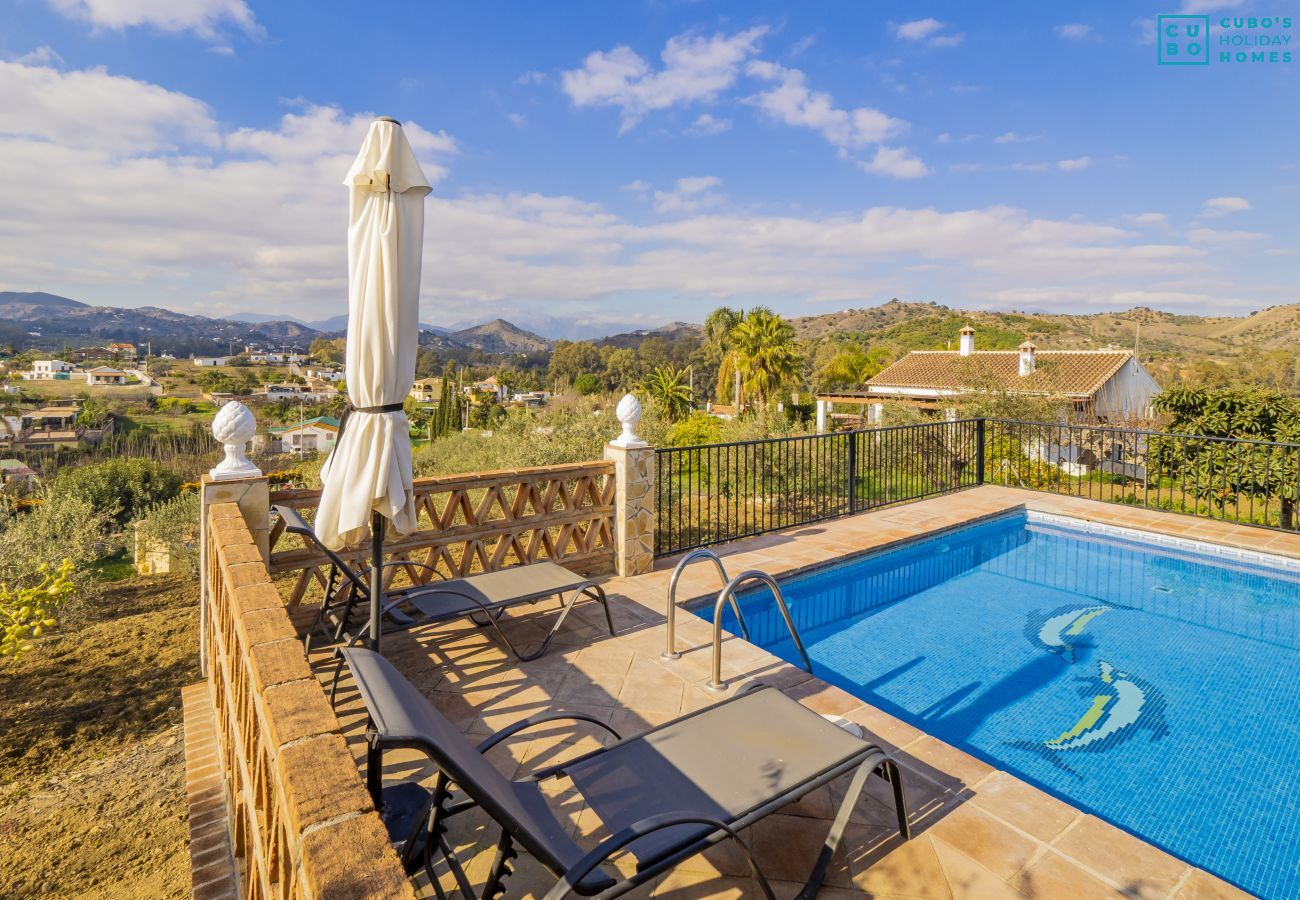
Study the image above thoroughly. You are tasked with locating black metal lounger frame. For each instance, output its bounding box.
[341,651,910,900]
[273,505,614,664]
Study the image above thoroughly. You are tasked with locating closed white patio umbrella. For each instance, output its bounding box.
[316,116,430,653]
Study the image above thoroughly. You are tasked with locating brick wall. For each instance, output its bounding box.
[203,501,414,899]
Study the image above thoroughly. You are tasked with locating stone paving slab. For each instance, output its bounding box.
[317,487,1265,899]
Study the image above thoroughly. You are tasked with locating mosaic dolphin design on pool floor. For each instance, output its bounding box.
[1008,659,1168,774]
[1046,661,1165,751]
[1024,604,1112,663]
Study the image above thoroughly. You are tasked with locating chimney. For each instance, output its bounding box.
[1019,341,1037,376]
[959,325,975,357]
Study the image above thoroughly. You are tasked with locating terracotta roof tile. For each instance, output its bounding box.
[868,350,1132,398]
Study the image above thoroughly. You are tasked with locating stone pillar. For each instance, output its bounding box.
[200,400,268,673]
[605,394,655,577]
[201,474,272,562]
[815,399,827,434]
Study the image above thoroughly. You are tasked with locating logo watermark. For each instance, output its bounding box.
[1159,14,1293,65]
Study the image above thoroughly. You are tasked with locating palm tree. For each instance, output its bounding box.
[702,307,743,366]
[639,366,693,421]
[716,309,801,410]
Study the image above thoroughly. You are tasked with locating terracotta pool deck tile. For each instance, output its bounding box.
[966,771,1081,844]
[929,839,1029,899]
[901,734,995,790]
[1010,849,1127,900]
[1050,815,1190,900]
[927,802,1040,883]
[1173,869,1255,900]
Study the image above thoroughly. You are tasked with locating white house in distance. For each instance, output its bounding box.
[815,325,1161,427]
[263,416,339,454]
[86,366,129,386]
[466,375,508,402]
[22,359,75,380]
[193,356,230,367]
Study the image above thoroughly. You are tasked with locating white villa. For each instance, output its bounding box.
[86,366,129,386]
[22,359,75,380]
[816,326,1161,426]
[262,416,339,454]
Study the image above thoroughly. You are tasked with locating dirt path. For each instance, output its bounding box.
[0,573,198,898]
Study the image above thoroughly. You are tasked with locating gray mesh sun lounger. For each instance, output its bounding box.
[274,505,615,662]
[340,647,911,900]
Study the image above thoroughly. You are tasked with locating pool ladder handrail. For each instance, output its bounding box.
[707,570,812,692]
[663,548,750,659]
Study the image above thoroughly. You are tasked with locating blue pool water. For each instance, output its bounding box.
[705,512,1300,897]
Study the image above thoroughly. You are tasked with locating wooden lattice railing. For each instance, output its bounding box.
[268,460,616,605]
[204,501,413,899]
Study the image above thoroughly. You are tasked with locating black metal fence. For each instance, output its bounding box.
[984,418,1300,533]
[654,418,1300,556]
[655,419,981,556]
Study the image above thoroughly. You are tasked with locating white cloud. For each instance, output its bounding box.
[652,176,722,213]
[506,112,527,129]
[1201,196,1251,217]
[935,132,951,144]
[516,70,546,85]
[1010,162,1051,173]
[858,146,929,179]
[46,0,259,38]
[746,61,905,148]
[561,27,766,131]
[1133,18,1157,45]
[893,18,963,47]
[1128,213,1168,227]
[14,46,63,65]
[893,18,944,41]
[994,131,1040,144]
[226,105,456,169]
[1058,156,1092,172]
[1187,228,1265,243]
[686,113,731,136]
[0,58,219,152]
[1054,24,1093,40]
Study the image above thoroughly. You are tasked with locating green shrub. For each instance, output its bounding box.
[0,491,116,582]
[667,412,724,447]
[50,458,182,526]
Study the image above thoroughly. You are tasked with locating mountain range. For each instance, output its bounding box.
[3,290,1298,362]
[0,292,552,355]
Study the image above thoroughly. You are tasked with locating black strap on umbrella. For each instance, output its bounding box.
[335,401,406,447]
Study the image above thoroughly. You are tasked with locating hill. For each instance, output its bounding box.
[0,291,319,352]
[596,321,703,350]
[792,299,1300,358]
[449,319,551,353]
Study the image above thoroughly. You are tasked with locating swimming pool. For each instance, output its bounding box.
[704,511,1300,898]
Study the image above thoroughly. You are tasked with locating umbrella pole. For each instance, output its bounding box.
[367,509,386,810]
[369,510,386,652]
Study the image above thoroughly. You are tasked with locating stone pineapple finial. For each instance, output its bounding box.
[611,393,647,448]
[209,400,262,481]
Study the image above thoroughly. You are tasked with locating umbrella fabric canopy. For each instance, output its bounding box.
[316,118,431,551]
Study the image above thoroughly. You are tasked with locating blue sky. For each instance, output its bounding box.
[0,1,1296,336]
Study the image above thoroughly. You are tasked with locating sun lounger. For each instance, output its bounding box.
[339,646,910,899]
[274,504,615,661]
